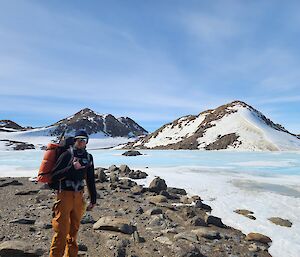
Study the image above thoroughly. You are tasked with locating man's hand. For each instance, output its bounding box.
[73,158,85,170]
[86,203,95,211]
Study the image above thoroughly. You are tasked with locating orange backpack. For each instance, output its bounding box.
[37,136,75,184]
[37,143,62,184]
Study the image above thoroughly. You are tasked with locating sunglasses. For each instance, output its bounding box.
[76,138,88,143]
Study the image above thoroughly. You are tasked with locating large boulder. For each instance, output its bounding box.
[95,167,108,182]
[109,172,119,183]
[119,164,131,175]
[0,240,45,256]
[148,177,167,193]
[108,165,119,173]
[93,216,136,234]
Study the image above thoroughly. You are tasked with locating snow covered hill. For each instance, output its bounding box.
[131,101,300,151]
[0,108,147,150]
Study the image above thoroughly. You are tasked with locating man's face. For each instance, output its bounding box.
[74,138,88,149]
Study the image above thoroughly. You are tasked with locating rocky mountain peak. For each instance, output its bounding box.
[130,100,300,151]
[0,120,24,131]
[50,109,147,138]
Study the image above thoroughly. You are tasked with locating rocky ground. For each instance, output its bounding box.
[0,165,274,257]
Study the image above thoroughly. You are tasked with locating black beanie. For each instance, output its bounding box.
[74,130,89,139]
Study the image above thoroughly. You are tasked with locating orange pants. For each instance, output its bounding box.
[50,190,85,257]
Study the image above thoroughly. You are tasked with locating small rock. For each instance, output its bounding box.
[204,214,225,228]
[268,217,292,227]
[147,195,168,204]
[136,206,144,215]
[128,170,148,179]
[108,165,119,173]
[153,236,173,245]
[118,178,137,189]
[132,230,144,243]
[159,190,179,200]
[174,232,198,243]
[234,209,256,220]
[15,190,40,195]
[201,203,212,212]
[122,150,142,156]
[234,209,254,216]
[131,185,145,195]
[194,200,203,208]
[187,216,207,227]
[245,233,272,244]
[78,243,88,251]
[167,187,187,195]
[0,180,23,187]
[180,207,196,219]
[81,213,95,224]
[110,172,119,183]
[248,243,259,252]
[35,221,52,229]
[119,164,131,175]
[192,228,221,240]
[180,196,193,204]
[148,215,171,228]
[9,218,36,225]
[191,195,202,201]
[146,208,163,216]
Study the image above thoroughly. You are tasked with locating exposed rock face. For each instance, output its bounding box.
[50,108,148,137]
[129,100,300,151]
[205,133,240,150]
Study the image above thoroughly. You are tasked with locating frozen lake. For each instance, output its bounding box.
[0,149,299,257]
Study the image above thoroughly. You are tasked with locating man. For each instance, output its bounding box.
[49,130,97,257]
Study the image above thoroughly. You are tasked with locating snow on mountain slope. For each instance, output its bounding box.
[132,101,300,151]
[0,108,148,150]
[141,115,206,148]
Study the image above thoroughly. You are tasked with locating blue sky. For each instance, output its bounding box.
[0,0,299,133]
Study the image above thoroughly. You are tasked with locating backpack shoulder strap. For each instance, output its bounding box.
[66,146,74,168]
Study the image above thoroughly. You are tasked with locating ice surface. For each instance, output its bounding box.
[0,150,299,257]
